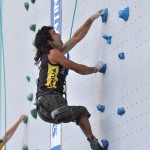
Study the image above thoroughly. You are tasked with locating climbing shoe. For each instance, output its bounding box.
[88,136,104,150]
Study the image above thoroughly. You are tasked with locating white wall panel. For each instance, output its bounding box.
[62,0,150,150]
[1,0,150,150]
[2,0,51,149]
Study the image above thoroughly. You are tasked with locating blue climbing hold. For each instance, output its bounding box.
[101,139,109,150]
[117,107,125,116]
[119,7,129,21]
[99,64,107,74]
[97,104,105,112]
[102,34,112,44]
[67,53,70,59]
[101,8,108,23]
[118,52,125,59]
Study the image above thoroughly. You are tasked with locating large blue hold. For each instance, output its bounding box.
[101,139,109,150]
[101,8,108,23]
[99,64,107,74]
[119,7,129,21]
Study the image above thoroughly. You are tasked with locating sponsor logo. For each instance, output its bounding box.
[46,65,59,88]
[52,124,57,138]
[51,0,61,33]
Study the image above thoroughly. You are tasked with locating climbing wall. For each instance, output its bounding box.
[61,0,150,150]
[1,0,51,149]
[1,0,150,150]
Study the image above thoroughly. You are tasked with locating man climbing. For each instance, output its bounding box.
[34,9,106,150]
[0,115,26,150]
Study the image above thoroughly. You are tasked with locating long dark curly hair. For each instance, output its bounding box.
[34,26,54,65]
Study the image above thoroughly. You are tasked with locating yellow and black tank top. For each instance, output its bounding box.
[36,54,69,98]
[0,139,4,150]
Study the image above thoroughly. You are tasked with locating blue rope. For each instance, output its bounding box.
[0,0,7,149]
[67,0,78,59]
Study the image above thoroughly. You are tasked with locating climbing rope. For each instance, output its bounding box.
[64,0,78,95]
[67,0,78,59]
[0,0,2,137]
[0,0,7,149]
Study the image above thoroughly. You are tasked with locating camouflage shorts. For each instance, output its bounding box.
[37,94,90,125]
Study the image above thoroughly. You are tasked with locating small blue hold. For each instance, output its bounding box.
[97,104,105,112]
[117,107,125,116]
[101,139,109,150]
[101,8,108,23]
[102,34,112,44]
[118,52,125,59]
[99,64,107,74]
[119,7,129,21]
[67,53,70,59]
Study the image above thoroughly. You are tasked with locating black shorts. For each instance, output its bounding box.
[37,94,91,125]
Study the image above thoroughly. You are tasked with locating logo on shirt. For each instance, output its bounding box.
[45,64,59,88]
